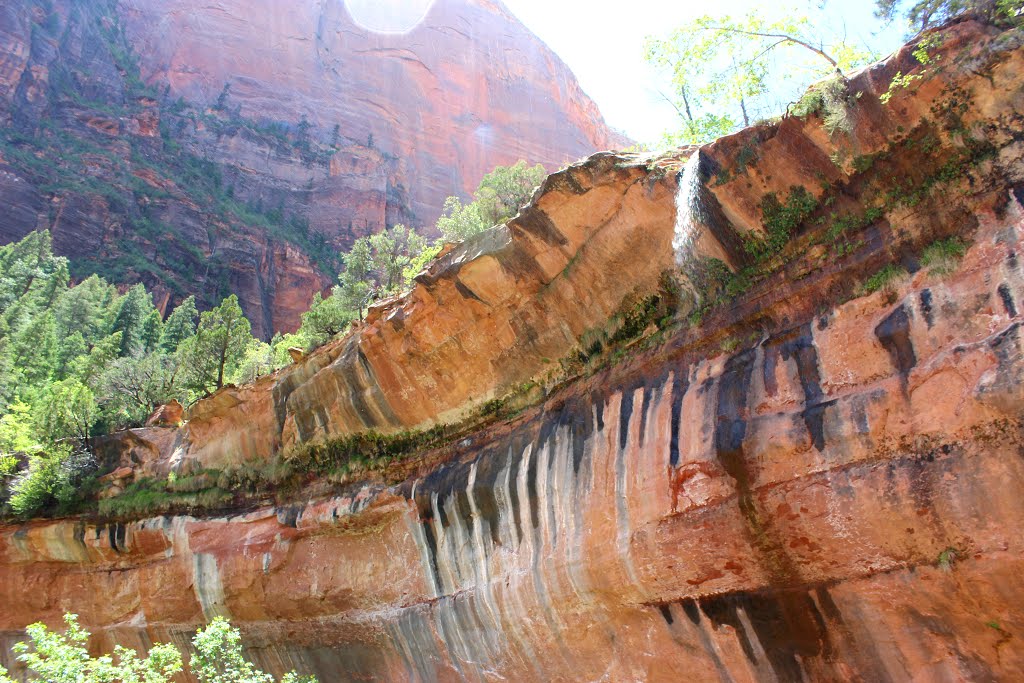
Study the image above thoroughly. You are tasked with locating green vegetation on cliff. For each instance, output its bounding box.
[875,0,1023,32]
[0,231,299,517]
[285,160,546,348]
[0,0,342,310]
[436,161,546,241]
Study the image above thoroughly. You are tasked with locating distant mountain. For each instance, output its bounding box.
[0,0,626,337]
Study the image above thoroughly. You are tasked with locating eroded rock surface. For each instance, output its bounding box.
[1,18,1023,683]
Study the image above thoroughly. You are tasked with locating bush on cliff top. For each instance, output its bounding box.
[875,0,1024,34]
[5,445,96,519]
[436,161,546,242]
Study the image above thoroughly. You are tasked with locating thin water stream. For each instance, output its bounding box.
[672,151,705,266]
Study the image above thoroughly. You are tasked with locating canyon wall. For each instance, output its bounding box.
[0,0,623,336]
[143,151,678,475]
[1,18,1023,682]
[119,0,628,224]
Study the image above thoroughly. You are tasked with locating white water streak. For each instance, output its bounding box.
[673,152,706,265]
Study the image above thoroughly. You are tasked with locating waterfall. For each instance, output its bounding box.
[673,151,706,265]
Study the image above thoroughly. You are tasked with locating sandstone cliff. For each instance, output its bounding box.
[119,0,628,224]
[2,18,1023,682]
[0,0,623,336]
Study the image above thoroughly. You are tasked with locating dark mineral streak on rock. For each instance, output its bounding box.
[773,325,833,452]
[669,368,690,468]
[998,283,1017,317]
[875,305,917,377]
[714,348,757,492]
[920,289,934,327]
[700,589,835,681]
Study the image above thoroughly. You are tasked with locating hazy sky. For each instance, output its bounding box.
[500,1,910,144]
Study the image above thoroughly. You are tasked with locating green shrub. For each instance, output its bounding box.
[791,76,855,136]
[937,547,959,572]
[745,186,818,260]
[851,154,876,173]
[97,479,169,517]
[862,264,907,294]
[687,258,758,323]
[608,294,662,345]
[692,257,732,295]
[288,425,451,476]
[480,398,505,417]
[7,445,95,518]
[720,337,741,353]
[0,612,315,683]
[97,477,233,518]
[921,236,967,276]
[823,205,885,247]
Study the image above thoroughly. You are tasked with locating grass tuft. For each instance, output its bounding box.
[862,264,907,295]
[921,237,967,276]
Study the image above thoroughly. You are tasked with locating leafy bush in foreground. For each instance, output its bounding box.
[0,613,315,683]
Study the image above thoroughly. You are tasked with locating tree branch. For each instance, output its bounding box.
[744,39,791,68]
[657,88,692,122]
[701,25,840,70]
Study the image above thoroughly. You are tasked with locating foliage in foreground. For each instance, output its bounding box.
[0,613,314,683]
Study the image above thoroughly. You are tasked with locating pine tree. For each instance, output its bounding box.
[55,331,87,380]
[54,275,116,345]
[72,332,122,386]
[11,310,57,388]
[298,287,355,347]
[160,296,198,352]
[181,295,253,393]
[141,309,163,353]
[111,284,156,358]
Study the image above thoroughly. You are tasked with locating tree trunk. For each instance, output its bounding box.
[217,343,227,389]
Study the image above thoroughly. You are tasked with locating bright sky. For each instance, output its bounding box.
[500,0,910,145]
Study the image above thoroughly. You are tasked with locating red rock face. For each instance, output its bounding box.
[118,0,627,225]
[0,3,30,114]
[0,0,624,337]
[2,18,1023,683]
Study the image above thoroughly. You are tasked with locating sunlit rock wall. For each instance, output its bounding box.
[1,18,1023,683]
[110,153,679,474]
[2,190,1022,680]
